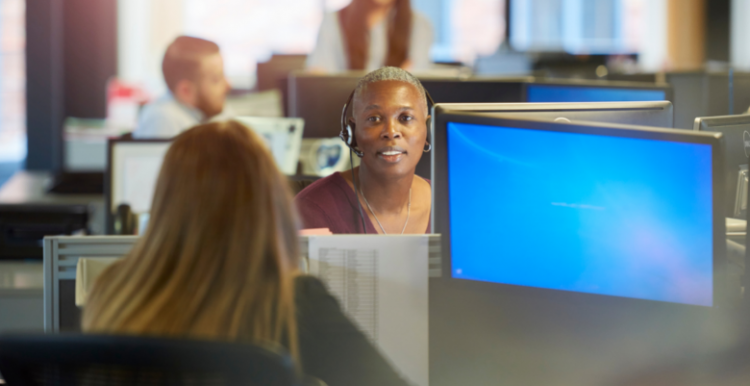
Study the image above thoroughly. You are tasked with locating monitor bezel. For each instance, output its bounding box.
[433,101,675,128]
[693,113,750,132]
[432,112,727,308]
[521,79,674,104]
[105,138,172,234]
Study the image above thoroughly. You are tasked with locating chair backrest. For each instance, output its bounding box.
[0,333,300,386]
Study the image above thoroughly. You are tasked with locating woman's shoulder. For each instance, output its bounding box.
[295,172,350,203]
[295,274,329,299]
[294,172,358,231]
[294,275,342,317]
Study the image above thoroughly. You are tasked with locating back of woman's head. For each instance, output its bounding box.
[83,121,299,354]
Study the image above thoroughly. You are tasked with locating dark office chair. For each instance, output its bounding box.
[0,333,305,386]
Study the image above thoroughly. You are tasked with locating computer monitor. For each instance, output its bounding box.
[106,139,171,233]
[287,72,362,138]
[524,80,672,104]
[434,101,674,128]
[419,77,528,104]
[433,113,724,307]
[234,116,304,175]
[731,71,750,115]
[419,101,676,180]
[694,114,750,219]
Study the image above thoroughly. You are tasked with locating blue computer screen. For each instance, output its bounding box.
[447,122,714,306]
[526,84,666,102]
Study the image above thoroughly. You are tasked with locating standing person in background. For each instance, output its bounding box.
[133,36,232,138]
[306,0,433,73]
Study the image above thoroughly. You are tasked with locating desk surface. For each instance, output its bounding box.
[0,171,102,204]
[0,171,106,234]
[0,262,43,291]
[0,262,43,334]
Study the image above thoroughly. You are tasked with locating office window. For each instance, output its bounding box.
[509,0,644,54]
[118,0,325,93]
[118,0,507,94]
[339,0,507,64]
[183,0,323,89]
[0,0,25,184]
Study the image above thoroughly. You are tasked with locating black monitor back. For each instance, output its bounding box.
[694,113,750,219]
[419,77,527,104]
[731,71,750,115]
[287,73,530,139]
[286,72,363,139]
[666,72,731,130]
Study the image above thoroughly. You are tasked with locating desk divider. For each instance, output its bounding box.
[43,235,442,332]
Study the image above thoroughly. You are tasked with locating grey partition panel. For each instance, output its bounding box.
[667,72,731,130]
[44,235,442,332]
[43,236,139,332]
[732,72,750,114]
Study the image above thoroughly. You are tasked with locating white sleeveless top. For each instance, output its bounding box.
[306,10,434,73]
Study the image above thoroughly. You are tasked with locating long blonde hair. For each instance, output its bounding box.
[83,121,299,359]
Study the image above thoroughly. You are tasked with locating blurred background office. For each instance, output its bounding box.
[0,0,740,324]
[1,1,750,385]
[0,0,744,185]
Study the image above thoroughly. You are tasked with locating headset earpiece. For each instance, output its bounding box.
[345,122,354,146]
[339,123,354,146]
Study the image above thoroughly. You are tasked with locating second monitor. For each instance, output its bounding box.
[694,113,750,219]
[420,101,676,179]
[433,112,724,306]
[524,79,672,103]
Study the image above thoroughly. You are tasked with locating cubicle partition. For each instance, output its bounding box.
[666,72,730,130]
[43,236,138,332]
[43,235,442,332]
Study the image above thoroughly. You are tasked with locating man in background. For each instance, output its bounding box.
[134,36,231,138]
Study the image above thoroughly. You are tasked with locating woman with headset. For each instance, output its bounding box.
[306,0,433,72]
[295,67,432,234]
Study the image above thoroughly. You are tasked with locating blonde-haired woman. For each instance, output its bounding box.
[83,121,409,386]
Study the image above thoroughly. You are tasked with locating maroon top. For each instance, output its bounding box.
[295,172,431,234]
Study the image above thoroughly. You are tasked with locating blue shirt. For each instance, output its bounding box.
[133,94,206,139]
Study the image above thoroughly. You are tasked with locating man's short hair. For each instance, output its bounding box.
[162,36,220,92]
[353,67,428,110]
